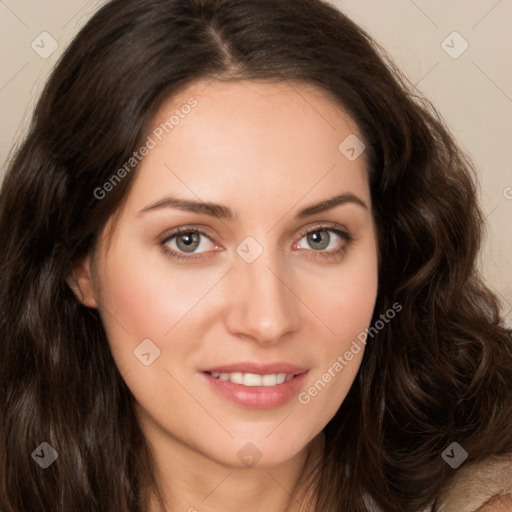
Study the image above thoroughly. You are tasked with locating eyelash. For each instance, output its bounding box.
[159,222,353,262]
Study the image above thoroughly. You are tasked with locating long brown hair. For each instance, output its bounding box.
[1,1,511,511]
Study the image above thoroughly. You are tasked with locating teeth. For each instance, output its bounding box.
[209,371,295,386]
[262,374,276,386]
[231,372,244,385]
[244,373,261,386]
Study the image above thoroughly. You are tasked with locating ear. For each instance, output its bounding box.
[66,254,98,308]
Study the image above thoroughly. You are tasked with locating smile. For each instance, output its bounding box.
[207,371,295,386]
[202,370,309,409]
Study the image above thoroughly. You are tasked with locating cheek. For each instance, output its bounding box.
[96,240,218,338]
[305,241,379,345]
[93,237,231,385]
[92,245,210,420]
[296,242,378,411]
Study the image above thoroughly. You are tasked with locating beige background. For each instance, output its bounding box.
[1,0,511,326]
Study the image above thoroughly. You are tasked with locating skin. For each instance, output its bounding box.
[68,79,379,512]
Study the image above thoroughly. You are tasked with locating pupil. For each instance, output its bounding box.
[308,230,329,250]
[178,232,199,252]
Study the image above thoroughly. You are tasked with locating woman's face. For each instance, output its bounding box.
[72,79,378,469]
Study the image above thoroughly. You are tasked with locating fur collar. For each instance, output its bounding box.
[435,453,512,511]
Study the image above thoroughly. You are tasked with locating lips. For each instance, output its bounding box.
[200,361,309,409]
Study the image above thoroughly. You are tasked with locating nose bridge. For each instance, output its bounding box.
[227,240,300,343]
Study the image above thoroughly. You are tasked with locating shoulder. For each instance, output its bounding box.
[435,452,512,512]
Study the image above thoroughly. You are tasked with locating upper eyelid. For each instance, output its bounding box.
[296,222,350,239]
[160,225,216,244]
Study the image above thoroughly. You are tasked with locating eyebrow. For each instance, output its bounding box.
[137,192,368,220]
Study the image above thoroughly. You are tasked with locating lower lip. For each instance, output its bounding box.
[202,372,309,409]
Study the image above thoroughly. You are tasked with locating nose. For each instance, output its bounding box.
[224,248,301,345]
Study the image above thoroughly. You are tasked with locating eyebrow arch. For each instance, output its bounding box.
[137,192,368,220]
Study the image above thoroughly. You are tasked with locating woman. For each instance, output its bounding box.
[1,0,511,511]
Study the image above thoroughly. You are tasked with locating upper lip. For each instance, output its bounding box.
[202,362,308,375]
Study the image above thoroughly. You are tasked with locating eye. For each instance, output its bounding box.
[160,226,218,261]
[293,224,352,259]
[160,223,353,262]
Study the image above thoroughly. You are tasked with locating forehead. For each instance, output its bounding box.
[149,79,365,164]
[110,79,371,231]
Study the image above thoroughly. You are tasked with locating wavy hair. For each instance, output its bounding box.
[1,0,511,511]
